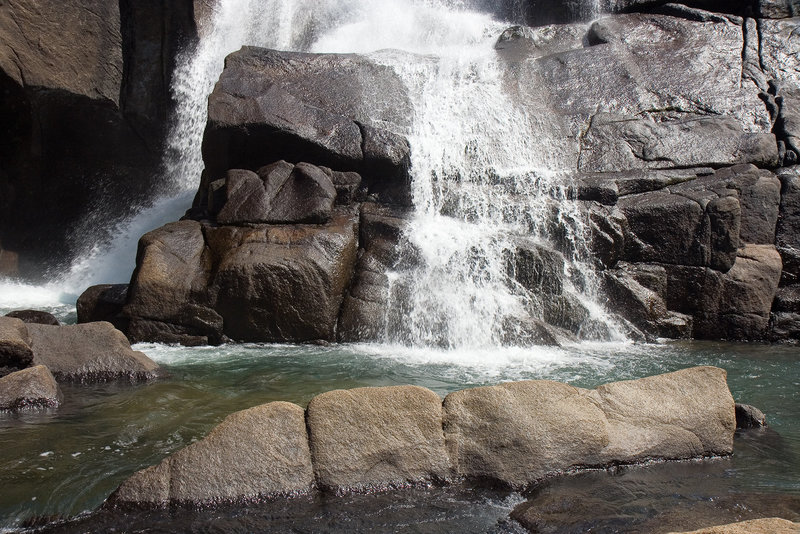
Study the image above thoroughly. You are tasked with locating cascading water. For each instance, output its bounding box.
[1,0,621,346]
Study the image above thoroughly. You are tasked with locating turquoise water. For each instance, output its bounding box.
[0,341,798,531]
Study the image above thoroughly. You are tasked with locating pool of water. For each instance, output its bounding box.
[0,341,798,532]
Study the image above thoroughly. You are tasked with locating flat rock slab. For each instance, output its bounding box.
[112,402,313,505]
[667,517,800,534]
[28,322,160,382]
[307,385,452,491]
[444,366,734,488]
[0,365,61,410]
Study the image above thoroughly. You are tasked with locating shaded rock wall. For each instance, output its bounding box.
[0,0,199,272]
[111,366,736,506]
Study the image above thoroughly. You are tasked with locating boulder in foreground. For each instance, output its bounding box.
[111,402,313,506]
[0,365,61,410]
[0,317,34,375]
[667,517,800,534]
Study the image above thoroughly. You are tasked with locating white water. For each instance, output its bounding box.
[0,0,620,347]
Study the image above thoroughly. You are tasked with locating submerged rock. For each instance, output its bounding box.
[0,365,61,410]
[735,403,768,429]
[111,402,313,506]
[28,322,160,382]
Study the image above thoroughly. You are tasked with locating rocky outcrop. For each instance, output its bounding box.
[0,0,199,272]
[111,402,313,506]
[307,385,452,491]
[112,367,736,506]
[0,317,34,376]
[667,518,800,534]
[28,322,160,382]
[443,366,734,488]
[0,365,61,410]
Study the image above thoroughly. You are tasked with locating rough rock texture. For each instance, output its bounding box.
[124,211,358,344]
[4,310,59,325]
[76,284,129,331]
[0,0,199,271]
[735,403,768,428]
[215,162,337,225]
[307,385,452,491]
[443,366,734,488]
[0,365,61,410]
[111,402,313,505]
[198,47,412,211]
[0,317,33,376]
[28,322,160,382]
[667,518,800,534]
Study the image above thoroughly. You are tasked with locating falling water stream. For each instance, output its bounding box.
[0,0,799,531]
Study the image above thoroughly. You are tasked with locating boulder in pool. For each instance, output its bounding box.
[28,322,160,382]
[111,402,313,506]
[0,365,61,410]
[0,317,33,375]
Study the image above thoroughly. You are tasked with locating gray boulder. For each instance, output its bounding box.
[0,317,33,375]
[307,385,452,491]
[200,47,412,208]
[76,284,129,331]
[5,310,59,326]
[443,366,734,488]
[111,402,313,505]
[215,162,337,225]
[28,322,160,382]
[776,168,800,284]
[0,365,61,410]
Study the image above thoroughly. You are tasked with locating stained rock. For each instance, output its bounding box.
[5,310,59,326]
[28,322,160,382]
[443,366,734,488]
[307,385,452,491]
[0,365,61,410]
[0,317,33,376]
[111,402,313,505]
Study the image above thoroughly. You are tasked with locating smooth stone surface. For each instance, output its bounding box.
[112,402,313,505]
[28,322,160,382]
[667,517,800,534]
[0,365,60,410]
[307,385,452,491]
[443,366,734,488]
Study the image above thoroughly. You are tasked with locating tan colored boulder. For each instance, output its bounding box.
[0,365,61,410]
[0,316,33,373]
[667,517,800,533]
[444,366,735,488]
[307,385,452,491]
[112,402,313,505]
[28,322,160,382]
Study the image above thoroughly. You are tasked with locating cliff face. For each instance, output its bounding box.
[0,0,200,273]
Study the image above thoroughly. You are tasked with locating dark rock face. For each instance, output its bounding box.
[0,365,61,410]
[124,211,358,344]
[76,284,129,331]
[4,310,59,326]
[28,322,161,382]
[735,403,767,428]
[199,47,412,210]
[0,317,34,376]
[0,0,198,273]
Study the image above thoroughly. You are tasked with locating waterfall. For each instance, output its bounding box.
[1,0,620,345]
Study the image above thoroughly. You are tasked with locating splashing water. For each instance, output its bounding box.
[0,0,620,346]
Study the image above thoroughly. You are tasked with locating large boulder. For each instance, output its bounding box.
[199,47,413,210]
[307,385,452,491]
[124,210,359,344]
[76,284,129,331]
[28,322,161,382]
[0,365,61,410]
[4,310,59,325]
[443,366,734,488]
[0,317,33,376]
[111,402,313,506]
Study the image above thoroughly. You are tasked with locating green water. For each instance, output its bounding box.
[0,341,798,531]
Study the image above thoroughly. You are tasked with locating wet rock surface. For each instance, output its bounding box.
[0,365,61,410]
